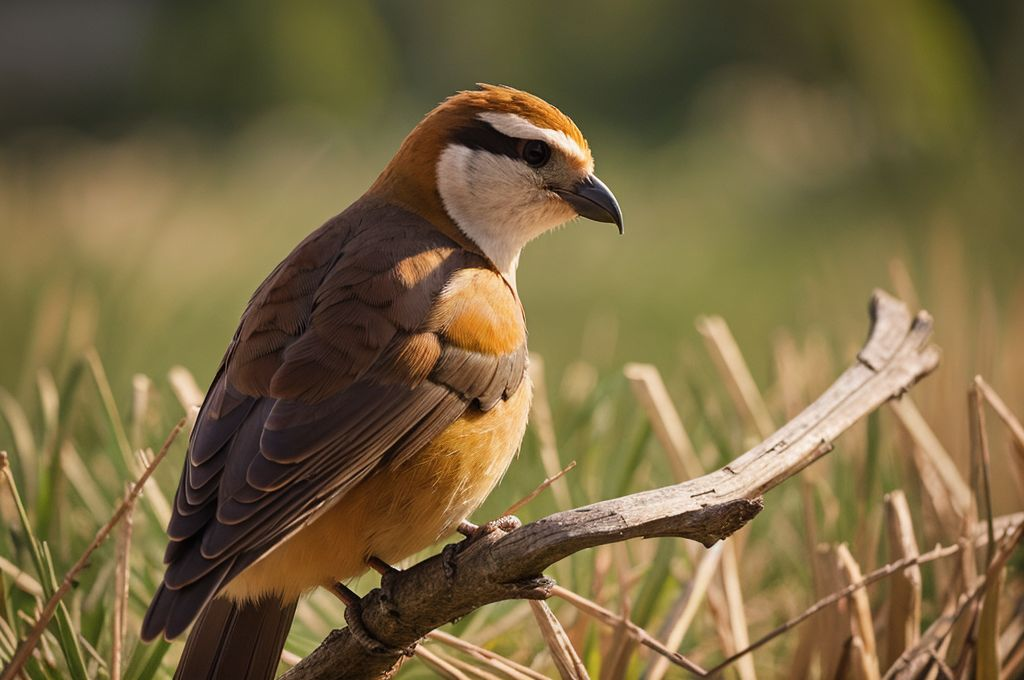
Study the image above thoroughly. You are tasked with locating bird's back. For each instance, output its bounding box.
[142,197,529,641]
[141,84,621,680]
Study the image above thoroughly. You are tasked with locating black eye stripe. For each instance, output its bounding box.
[452,119,520,159]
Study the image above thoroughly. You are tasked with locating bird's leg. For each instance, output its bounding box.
[329,581,360,607]
[367,556,397,575]
[328,581,415,657]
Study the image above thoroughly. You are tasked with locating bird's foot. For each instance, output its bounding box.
[330,582,416,657]
[365,556,402,616]
[456,514,522,538]
[441,542,460,582]
[447,516,552,599]
[367,556,396,575]
[443,515,522,582]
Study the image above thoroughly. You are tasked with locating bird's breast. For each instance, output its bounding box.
[221,375,532,603]
[428,267,526,355]
[371,371,533,557]
[220,264,532,604]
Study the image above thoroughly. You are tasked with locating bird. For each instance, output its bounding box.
[140,84,622,679]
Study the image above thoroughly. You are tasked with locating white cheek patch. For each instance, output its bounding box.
[436,144,576,279]
[477,111,592,172]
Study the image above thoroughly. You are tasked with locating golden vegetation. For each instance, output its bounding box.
[1,241,1022,677]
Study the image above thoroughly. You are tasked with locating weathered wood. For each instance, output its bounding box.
[282,291,940,680]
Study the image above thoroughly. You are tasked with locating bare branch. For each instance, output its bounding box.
[282,291,940,680]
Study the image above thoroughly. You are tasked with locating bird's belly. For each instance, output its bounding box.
[221,377,532,604]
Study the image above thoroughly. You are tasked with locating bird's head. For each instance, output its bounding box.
[370,84,622,278]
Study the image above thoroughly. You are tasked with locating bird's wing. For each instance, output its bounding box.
[142,202,527,640]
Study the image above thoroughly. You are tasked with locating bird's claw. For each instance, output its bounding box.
[445,515,522,583]
[457,514,522,539]
[442,542,460,582]
[340,589,417,657]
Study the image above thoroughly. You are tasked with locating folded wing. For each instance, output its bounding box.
[142,202,527,640]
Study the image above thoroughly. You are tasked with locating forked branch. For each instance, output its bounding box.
[283,290,941,680]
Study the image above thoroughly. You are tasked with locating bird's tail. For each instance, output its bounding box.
[173,595,297,680]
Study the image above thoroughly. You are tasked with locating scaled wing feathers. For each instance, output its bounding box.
[141,201,527,641]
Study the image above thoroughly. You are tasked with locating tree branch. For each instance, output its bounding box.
[282,290,940,680]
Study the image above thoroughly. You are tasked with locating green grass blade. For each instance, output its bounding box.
[124,636,170,680]
[631,538,675,628]
[35,360,85,540]
[1,454,47,585]
[0,387,38,494]
[40,543,88,680]
[84,348,133,473]
[976,568,1003,680]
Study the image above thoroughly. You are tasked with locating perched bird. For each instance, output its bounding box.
[141,84,622,679]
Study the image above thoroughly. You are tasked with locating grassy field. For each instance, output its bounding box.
[1,110,1023,678]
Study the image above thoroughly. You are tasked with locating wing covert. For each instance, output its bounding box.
[143,201,529,641]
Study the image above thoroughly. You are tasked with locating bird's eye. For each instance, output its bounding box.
[521,140,551,168]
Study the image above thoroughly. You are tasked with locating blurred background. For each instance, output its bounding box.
[2,0,1022,390]
[2,1,1023,677]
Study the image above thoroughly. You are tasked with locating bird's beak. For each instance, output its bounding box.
[556,175,624,234]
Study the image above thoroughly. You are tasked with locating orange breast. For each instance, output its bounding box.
[429,268,526,354]
[221,377,532,604]
[221,265,531,604]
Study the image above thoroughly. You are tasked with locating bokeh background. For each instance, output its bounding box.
[2,0,1022,390]
[2,1,1023,677]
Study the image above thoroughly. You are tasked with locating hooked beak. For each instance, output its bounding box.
[555,175,624,234]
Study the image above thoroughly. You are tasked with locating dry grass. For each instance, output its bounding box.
[1,249,1022,679]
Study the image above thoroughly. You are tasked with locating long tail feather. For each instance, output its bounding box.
[173,596,297,680]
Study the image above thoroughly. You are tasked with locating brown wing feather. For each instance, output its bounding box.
[142,200,527,642]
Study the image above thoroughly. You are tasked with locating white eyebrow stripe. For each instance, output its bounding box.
[477,111,589,166]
